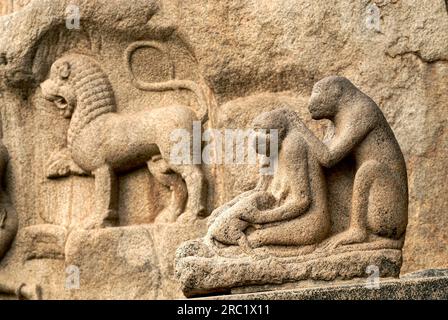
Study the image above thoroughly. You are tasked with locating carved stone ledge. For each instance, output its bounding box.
[18,224,67,261]
[64,221,206,299]
[176,238,403,298]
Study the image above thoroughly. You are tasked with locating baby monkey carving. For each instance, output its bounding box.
[301,76,408,248]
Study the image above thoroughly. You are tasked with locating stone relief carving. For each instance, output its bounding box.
[175,76,409,297]
[41,54,208,228]
[125,41,209,124]
[298,76,408,248]
[0,282,42,300]
[1,0,444,301]
[0,0,219,299]
[206,109,330,249]
[0,139,41,300]
[0,140,15,261]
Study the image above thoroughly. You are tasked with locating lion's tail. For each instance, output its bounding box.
[125,41,210,125]
[131,78,209,124]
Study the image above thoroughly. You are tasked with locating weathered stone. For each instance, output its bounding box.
[65,226,161,299]
[176,77,409,297]
[401,268,448,279]
[177,239,402,297]
[0,0,446,300]
[210,272,448,300]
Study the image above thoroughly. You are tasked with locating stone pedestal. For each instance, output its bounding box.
[176,238,404,298]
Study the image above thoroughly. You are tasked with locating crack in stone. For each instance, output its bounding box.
[386,50,448,65]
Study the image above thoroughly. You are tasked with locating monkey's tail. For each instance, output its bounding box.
[0,202,17,262]
[125,41,210,124]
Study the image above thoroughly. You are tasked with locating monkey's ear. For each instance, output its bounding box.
[58,62,71,80]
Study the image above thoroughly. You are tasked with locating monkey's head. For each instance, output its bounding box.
[308,76,354,120]
[251,108,293,155]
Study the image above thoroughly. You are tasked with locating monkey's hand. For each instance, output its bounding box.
[207,190,260,228]
[46,149,88,179]
[240,192,277,224]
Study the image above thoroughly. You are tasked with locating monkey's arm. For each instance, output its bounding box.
[298,117,375,168]
[243,147,312,224]
[245,198,311,225]
[208,176,270,227]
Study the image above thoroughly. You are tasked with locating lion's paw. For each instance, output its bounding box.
[46,149,87,178]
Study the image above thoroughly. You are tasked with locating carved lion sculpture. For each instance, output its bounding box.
[40,54,208,228]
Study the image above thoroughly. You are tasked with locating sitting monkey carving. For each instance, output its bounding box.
[0,141,40,299]
[0,140,16,261]
[41,54,208,228]
[300,76,408,248]
[207,109,330,249]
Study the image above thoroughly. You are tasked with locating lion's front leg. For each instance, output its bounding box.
[86,165,119,229]
[46,148,87,179]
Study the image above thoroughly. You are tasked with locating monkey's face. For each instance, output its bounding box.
[251,111,286,155]
[308,79,343,120]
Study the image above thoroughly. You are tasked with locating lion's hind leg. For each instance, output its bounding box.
[169,163,208,220]
[148,156,188,223]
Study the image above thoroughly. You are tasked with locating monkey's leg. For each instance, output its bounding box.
[247,210,326,248]
[323,160,384,249]
[170,164,207,218]
[247,225,289,248]
[90,165,118,229]
[366,167,408,240]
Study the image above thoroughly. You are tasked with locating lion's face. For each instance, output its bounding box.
[41,59,77,118]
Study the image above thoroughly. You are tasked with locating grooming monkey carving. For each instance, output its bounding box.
[300,76,408,248]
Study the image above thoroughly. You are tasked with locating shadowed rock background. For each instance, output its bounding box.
[0,0,446,294]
